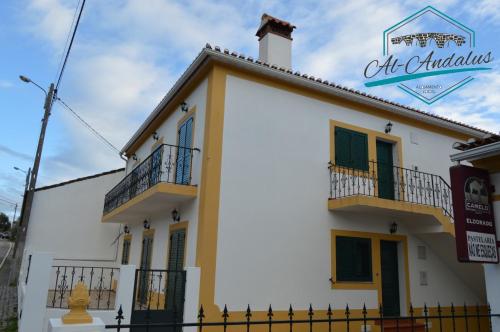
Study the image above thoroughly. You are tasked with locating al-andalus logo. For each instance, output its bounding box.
[363,6,494,104]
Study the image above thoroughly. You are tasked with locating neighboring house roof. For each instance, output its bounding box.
[451,137,500,162]
[122,44,491,154]
[35,168,125,192]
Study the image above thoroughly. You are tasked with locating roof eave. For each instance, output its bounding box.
[450,141,500,162]
[122,47,488,154]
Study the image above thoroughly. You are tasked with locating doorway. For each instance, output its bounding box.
[380,240,400,316]
[376,140,395,200]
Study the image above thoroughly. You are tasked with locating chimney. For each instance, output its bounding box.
[256,14,296,69]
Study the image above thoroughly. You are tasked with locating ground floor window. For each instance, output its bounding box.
[335,236,372,282]
[121,234,131,264]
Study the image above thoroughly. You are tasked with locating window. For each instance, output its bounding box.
[335,127,369,171]
[176,116,194,184]
[121,236,131,265]
[336,236,372,282]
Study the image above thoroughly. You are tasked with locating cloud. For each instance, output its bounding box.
[18,0,499,188]
[462,0,500,26]
[0,144,32,162]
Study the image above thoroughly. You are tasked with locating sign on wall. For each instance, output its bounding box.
[450,165,498,263]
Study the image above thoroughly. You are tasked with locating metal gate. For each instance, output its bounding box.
[130,269,186,332]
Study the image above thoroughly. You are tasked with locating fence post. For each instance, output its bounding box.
[114,264,136,327]
[18,252,53,332]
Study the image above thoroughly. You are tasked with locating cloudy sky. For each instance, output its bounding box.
[1,0,499,218]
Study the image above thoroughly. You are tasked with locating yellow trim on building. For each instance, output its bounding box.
[329,119,403,168]
[472,155,500,173]
[102,182,198,222]
[330,229,411,313]
[195,65,227,319]
[221,64,473,141]
[492,194,500,202]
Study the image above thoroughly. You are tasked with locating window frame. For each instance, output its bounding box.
[335,236,373,282]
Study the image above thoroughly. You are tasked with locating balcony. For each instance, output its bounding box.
[328,161,455,235]
[102,144,200,223]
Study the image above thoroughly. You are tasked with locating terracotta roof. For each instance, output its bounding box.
[204,43,491,135]
[121,44,491,154]
[453,134,500,151]
[258,13,296,31]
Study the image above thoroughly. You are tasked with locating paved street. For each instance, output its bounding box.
[0,239,17,328]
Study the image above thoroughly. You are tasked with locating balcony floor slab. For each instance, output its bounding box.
[328,195,455,236]
[102,183,197,223]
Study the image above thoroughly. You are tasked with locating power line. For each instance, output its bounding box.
[55,0,86,91]
[54,0,82,84]
[0,197,17,206]
[56,98,123,156]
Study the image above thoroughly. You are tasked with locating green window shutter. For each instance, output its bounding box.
[334,127,368,171]
[351,131,369,171]
[335,127,352,167]
[336,236,372,282]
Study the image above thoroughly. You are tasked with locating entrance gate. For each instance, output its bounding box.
[130,269,186,332]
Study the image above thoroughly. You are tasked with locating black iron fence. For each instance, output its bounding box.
[104,144,200,214]
[329,161,454,220]
[48,265,119,310]
[106,302,498,332]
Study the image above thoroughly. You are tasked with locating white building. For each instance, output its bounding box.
[18,14,498,332]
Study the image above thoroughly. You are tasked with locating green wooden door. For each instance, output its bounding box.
[380,240,400,317]
[376,141,394,200]
[166,229,186,315]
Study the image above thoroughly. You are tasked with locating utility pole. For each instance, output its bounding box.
[13,82,55,260]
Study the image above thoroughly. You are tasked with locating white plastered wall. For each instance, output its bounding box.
[25,170,124,263]
[214,75,483,311]
[120,78,208,272]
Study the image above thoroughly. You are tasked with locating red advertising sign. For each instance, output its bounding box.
[450,165,498,263]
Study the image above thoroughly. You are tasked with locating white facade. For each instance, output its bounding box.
[24,169,124,263]
[212,75,484,311]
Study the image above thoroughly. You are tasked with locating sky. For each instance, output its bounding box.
[0,0,499,219]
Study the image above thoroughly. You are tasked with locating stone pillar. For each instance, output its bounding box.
[114,264,136,326]
[18,252,53,332]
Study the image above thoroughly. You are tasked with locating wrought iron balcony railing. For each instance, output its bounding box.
[329,161,454,221]
[104,144,200,214]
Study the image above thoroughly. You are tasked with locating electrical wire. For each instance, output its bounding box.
[0,197,17,206]
[55,0,86,91]
[54,0,82,84]
[56,98,123,157]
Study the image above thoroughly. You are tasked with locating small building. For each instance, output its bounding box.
[451,136,500,331]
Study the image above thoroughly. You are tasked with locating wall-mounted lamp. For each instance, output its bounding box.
[152,132,159,141]
[132,154,138,161]
[390,222,398,234]
[385,121,393,134]
[124,225,130,234]
[171,209,180,222]
[143,219,150,230]
[180,102,188,113]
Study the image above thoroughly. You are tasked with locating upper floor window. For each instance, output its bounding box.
[334,127,369,171]
[176,116,194,184]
